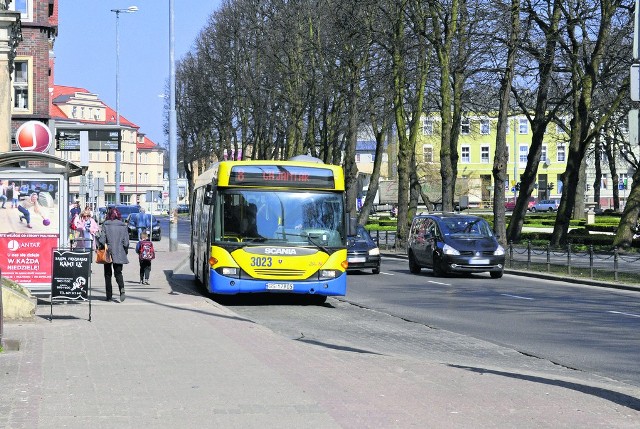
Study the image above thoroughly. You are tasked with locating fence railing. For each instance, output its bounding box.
[371,230,640,285]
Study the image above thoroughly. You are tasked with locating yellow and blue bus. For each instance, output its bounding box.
[190,156,349,303]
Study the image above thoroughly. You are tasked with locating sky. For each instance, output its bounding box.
[55,0,223,147]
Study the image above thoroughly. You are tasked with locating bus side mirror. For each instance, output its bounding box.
[203,184,213,205]
[348,217,357,237]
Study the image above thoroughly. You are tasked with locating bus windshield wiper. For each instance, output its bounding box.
[306,235,330,254]
[235,237,267,249]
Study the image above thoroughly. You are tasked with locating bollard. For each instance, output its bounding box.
[509,241,513,269]
[567,243,572,276]
[546,244,550,273]
[527,240,531,270]
[589,245,594,279]
[614,247,619,282]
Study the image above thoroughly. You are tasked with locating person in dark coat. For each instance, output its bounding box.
[101,207,130,302]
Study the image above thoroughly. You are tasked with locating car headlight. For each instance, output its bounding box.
[443,244,460,255]
[368,247,380,256]
[494,245,505,256]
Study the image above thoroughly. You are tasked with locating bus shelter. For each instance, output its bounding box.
[0,152,85,295]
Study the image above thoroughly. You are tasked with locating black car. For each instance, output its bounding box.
[347,225,381,274]
[407,213,505,278]
[126,213,161,241]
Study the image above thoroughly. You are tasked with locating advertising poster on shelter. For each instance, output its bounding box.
[0,177,60,285]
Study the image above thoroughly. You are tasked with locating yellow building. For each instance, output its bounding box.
[418,114,569,208]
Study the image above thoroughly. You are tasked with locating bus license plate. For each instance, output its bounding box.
[266,283,294,291]
[470,259,489,265]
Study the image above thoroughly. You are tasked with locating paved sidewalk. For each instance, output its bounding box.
[1,238,640,428]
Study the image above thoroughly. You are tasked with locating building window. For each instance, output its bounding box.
[480,119,490,135]
[518,118,528,134]
[139,173,142,183]
[138,152,142,163]
[461,146,470,163]
[556,117,567,134]
[144,173,149,184]
[423,145,433,163]
[130,172,134,183]
[541,145,547,162]
[519,145,528,165]
[158,173,162,183]
[9,0,32,21]
[12,60,29,111]
[557,144,565,162]
[129,152,134,163]
[601,173,608,189]
[461,118,471,135]
[106,152,110,162]
[481,146,490,163]
[423,118,433,135]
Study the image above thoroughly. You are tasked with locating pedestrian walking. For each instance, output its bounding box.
[100,207,130,302]
[0,180,7,208]
[135,232,155,285]
[73,208,99,250]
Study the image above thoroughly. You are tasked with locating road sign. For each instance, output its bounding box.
[632,65,640,101]
[629,110,640,147]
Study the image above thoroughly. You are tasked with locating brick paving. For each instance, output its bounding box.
[1,238,639,428]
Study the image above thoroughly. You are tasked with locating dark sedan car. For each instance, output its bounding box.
[126,213,161,241]
[408,213,505,278]
[347,225,381,274]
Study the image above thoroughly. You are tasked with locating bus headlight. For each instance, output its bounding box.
[221,267,238,276]
[319,269,338,280]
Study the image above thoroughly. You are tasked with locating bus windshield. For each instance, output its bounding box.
[214,189,345,248]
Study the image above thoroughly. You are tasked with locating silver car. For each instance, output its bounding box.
[531,199,560,212]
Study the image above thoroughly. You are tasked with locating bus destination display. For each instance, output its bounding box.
[228,165,335,188]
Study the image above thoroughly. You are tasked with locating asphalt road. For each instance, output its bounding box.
[166,216,640,388]
[208,256,640,389]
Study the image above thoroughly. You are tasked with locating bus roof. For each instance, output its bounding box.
[194,160,345,191]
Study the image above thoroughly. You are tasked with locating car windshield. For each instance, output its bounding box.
[214,189,345,248]
[349,226,374,246]
[440,217,494,238]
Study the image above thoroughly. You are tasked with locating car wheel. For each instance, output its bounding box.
[432,253,445,277]
[490,270,503,279]
[409,251,421,274]
[548,207,554,212]
[530,207,536,213]
[372,266,380,275]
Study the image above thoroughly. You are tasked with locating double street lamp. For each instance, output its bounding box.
[111,6,138,205]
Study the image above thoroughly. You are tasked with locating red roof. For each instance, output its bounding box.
[51,84,139,129]
[137,135,158,150]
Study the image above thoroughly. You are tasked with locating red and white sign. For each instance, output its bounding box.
[15,121,52,153]
[0,234,58,284]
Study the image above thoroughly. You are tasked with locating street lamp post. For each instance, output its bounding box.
[169,0,178,251]
[111,6,138,205]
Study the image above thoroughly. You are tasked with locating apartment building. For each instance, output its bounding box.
[417,114,570,208]
[51,84,164,210]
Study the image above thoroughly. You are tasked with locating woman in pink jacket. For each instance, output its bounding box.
[73,208,100,250]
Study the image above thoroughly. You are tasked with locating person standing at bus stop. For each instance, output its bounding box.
[101,207,130,302]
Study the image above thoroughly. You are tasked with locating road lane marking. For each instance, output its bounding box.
[381,272,394,275]
[428,280,451,286]
[500,293,534,300]
[608,310,640,318]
